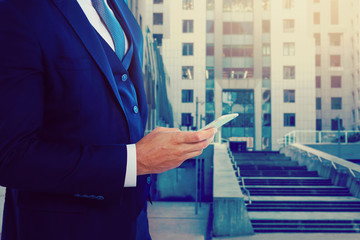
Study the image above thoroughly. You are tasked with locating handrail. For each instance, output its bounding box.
[240,176,252,205]
[281,130,360,146]
[288,143,360,177]
[227,148,252,205]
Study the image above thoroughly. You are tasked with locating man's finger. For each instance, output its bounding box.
[181,137,214,155]
[180,128,217,143]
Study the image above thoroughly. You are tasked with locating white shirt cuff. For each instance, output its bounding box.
[124,144,137,187]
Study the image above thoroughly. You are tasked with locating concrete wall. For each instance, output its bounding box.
[212,144,254,237]
[150,145,214,201]
[306,143,360,160]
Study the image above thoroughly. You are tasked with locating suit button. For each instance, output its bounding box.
[146,176,151,184]
[133,106,139,114]
[122,74,128,81]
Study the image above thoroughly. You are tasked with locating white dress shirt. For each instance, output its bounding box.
[77,0,136,187]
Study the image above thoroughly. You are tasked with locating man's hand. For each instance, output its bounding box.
[136,127,217,175]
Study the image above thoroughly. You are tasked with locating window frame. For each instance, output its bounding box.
[182,66,194,80]
[182,43,194,56]
[181,89,194,103]
[183,20,194,33]
[284,113,296,127]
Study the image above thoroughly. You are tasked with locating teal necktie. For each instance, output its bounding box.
[91,0,125,60]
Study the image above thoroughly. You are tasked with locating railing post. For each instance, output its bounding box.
[319,131,322,144]
[345,131,348,144]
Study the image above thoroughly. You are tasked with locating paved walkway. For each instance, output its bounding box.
[148,202,210,240]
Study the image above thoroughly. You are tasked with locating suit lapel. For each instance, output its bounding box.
[50,0,125,109]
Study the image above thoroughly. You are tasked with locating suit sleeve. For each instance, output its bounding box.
[0,1,129,200]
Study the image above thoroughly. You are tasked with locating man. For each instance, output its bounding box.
[0,0,216,239]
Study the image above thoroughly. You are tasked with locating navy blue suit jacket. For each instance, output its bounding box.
[0,0,150,239]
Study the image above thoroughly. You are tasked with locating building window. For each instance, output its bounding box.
[283,19,295,33]
[182,66,194,80]
[223,22,253,35]
[283,66,295,79]
[331,0,339,25]
[284,90,295,103]
[206,20,214,33]
[316,97,321,110]
[283,42,295,56]
[153,13,163,25]
[206,44,214,56]
[314,33,321,46]
[183,20,194,33]
[183,0,194,10]
[314,12,320,24]
[331,76,341,88]
[316,54,321,66]
[206,67,214,80]
[181,113,193,127]
[263,113,271,126]
[262,0,270,10]
[206,89,214,103]
[283,0,294,9]
[284,113,296,127]
[263,44,271,56]
[207,0,215,10]
[223,0,254,12]
[316,76,321,88]
[182,90,194,103]
[263,67,271,79]
[223,68,254,79]
[154,0,163,4]
[262,20,270,33]
[182,43,194,56]
[316,119,322,131]
[223,45,253,57]
[331,97,342,110]
[331,118,343,130]
[330,55,341,67]
[153,34,163,46]
[329,33,341,46]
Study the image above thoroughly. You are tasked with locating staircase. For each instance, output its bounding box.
[234,152,360,233]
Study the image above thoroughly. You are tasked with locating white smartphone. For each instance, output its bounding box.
[200,113,239,130]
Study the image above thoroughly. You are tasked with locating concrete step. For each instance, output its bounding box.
[248,211,360,220]
[249,196,360,202]
[242,178,334,186]
[243,177,329,179]
[251,219,360,233]
[246,201,360,212]
[240,170,319,177]
[247,189,352,197]
[235,159,293,163]
[244,185,344,189]
[239,165,307,171]
[236,161,299,167]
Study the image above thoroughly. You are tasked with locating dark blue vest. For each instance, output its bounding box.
[95,31,150,216]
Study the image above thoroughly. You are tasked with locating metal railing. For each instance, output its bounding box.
[281,130,360,147]
[227,144,252,205]
[283,143,360,178]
